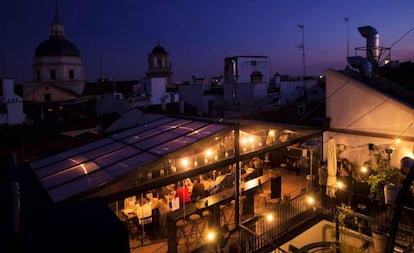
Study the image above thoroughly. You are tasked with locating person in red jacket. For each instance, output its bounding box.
[175,181,192,208]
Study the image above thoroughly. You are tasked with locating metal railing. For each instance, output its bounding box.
[239,190,320,253]
[335,204,414,252]
[238,187,414,253]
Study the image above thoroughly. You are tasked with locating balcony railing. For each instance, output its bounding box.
[239,188,414,253]
[239,190,319,253]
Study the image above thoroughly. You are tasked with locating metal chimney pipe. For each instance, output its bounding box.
[358,26,380,65]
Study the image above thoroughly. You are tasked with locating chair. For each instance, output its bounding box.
[201,210,210,235]
[219,204,229,226]
[126,217,140,241]
[228,200,236,226]
[176,219,189,251]
[136,204,153,244]
[137,216,153,244]
[188,213,202,241]
[258,189,271,209]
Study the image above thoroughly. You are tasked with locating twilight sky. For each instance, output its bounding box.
[1,0,414,83]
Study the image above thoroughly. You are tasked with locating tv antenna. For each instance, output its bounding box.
[390,26,414,49]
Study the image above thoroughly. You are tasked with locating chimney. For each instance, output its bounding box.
[358,26,380,66]
[347,25,380,78]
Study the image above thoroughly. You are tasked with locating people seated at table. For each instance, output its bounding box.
[241,166,249,181]
[160,183,176,205]
[175,181,192,208]
[222,166,235,189]
[183,177,193,194]
[339,158,354,179]
[136,197,153,225]
[204,173,216,193]
[215,170,226,185]
[337,165,353,206]
[252,156,263,176]
[191,177,206,202]
[124,195,137,209]
[243,166,256,181]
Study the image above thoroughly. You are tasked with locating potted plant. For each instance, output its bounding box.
[332,204,369,253]
[366,148,404,205]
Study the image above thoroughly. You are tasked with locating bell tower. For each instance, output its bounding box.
[147,44,172,83]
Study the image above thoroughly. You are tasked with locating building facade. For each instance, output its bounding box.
[23,8,85,102]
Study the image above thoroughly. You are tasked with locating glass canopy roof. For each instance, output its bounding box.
[29,116,232,203]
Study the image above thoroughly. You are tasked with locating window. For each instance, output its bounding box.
[36,70,40,81]
[44,93,51,102]
[69,70,74,79]
[50,70,56,80]
[251,61,257,66]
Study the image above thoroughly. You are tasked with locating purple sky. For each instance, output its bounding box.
[1,0,414,83]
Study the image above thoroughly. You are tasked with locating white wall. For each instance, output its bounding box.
[223,82,268,101]
[323,131,414,170]
[224,56,270,83]
[326,68,414,137]
[324,68,414,169]
[278,79,318,105]
[1,79,24,125]
[279,220,376,253]
[143,77,166,105]
[33,56,85,82]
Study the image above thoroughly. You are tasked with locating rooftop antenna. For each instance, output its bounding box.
[55,0,59,21]
[297,24,306,80]
[390,26,414,49]
[1,49,5,78]
[100,54,104,79]
[344,17,350,58]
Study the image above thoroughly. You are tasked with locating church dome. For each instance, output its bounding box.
[35,37,80,57]
[151,46,168,54]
